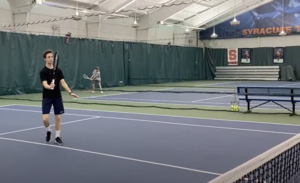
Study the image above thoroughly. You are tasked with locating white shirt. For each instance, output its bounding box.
[92,70,100,81]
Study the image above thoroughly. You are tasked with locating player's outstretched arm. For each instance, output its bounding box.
[60,79,79,98]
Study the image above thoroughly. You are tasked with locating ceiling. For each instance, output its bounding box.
[7,0,276,30]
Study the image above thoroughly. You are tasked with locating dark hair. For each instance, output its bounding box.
[43,49,53,59]
[96,67,99,69]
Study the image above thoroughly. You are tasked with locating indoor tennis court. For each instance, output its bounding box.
[1,104,299,183]
[2,0,300,182]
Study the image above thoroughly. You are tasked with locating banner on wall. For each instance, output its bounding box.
[228,48,238,65]
[241,48,251,63]
[199,0,300,39]
[273,47,284,63]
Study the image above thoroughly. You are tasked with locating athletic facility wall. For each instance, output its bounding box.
[0,31,204,96]
[204,47,300,80]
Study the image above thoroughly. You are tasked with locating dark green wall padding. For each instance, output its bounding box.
[1,30,299,96]
[0,31,204,96]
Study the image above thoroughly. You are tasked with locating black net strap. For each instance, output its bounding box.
[208,133,300,183]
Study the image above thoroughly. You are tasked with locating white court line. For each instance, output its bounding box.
[0,107,297,136]
[279,82,300,87]
[0,108,99,118]
[7,104,300,127]
[0,136,221,176]
[192,95,233,103]
[93,97,193,103]
[0,104,17,108]
[83,88,175,99]
[0,117,99,136]
[196,81,240,87]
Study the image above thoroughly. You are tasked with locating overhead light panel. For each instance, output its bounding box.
[131,19,140,28]
[279,30,286,36]
[230,17,240,26]
[211,32,218,38]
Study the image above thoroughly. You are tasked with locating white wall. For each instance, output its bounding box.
[0,1,13,28]
[96,18,136,41]
[136,25,199,47]
[199,34,300,48]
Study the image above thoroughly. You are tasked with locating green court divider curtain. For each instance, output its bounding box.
[0,31,125,96]
[203,47,227,80]
[282,46,300,80]
[123,42,203,85]
[0,30,204,96]
[0,32,18,95]
[196,47,205,80]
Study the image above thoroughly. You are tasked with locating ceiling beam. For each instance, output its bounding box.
[7,0,36,13]
[137,2,192,29]
[187,0,276,27]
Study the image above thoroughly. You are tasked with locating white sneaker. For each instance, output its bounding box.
[91,91,94,93]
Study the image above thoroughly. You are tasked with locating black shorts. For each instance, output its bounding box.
[42,97,65,115]
[92,79,100,84]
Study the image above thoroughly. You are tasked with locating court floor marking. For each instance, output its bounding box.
[191,95,233,103]
[0,104,17,108]
[279,82,300,87]
[5,104,300,127]
[84,87,175,99]
[0,136,221,176]
[0,107,99,118]
[87,97,193,103]
[0,107,297,136]
[0,117,99,136]
[196,81,241,86]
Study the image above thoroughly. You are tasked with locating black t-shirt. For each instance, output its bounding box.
[40,66,64,98]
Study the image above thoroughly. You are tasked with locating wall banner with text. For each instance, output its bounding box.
[228,48,238,66]
[200,0,300,39]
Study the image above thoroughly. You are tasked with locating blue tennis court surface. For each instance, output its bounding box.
[83,86,300,111]
[1,104,300,183]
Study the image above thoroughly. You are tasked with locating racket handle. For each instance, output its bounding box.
[51,79,55,90]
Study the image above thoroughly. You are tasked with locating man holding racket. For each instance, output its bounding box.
[90,66,103,94]
[40,49,79,145]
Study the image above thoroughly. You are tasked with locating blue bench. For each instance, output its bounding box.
[237,86,300,116]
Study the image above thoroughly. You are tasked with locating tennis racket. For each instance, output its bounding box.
[83,74,91,80]
[51,51,59,90]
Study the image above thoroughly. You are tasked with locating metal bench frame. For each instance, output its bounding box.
[237,87,299,116]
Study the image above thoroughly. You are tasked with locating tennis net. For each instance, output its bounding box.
[208,133,300,183]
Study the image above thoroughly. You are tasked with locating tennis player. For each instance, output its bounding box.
[40,49,79,145]
[90,67,103,94]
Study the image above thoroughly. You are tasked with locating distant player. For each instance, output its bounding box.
[40,49,79,145]
[90,67,103,93]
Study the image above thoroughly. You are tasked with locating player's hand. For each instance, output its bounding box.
[70,93,79,98]
[49,83,55,89]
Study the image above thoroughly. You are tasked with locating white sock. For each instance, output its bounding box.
[56,130,61,138]
[46,126,51,132]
